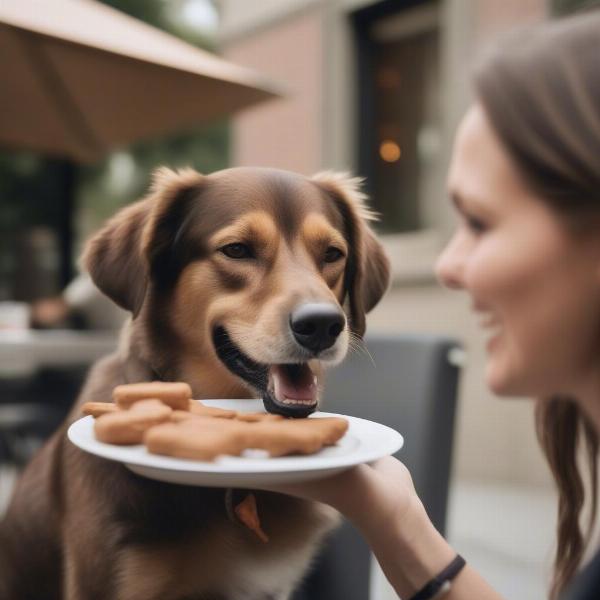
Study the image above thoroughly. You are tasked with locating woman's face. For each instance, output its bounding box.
[436,104,600,399]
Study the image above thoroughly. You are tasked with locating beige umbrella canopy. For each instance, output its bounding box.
[0,0,281,162]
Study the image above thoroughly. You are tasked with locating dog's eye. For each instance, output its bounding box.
[220,243,254,259]
[324,247,344,263]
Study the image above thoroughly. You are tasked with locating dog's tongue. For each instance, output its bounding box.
[271,364,317,404]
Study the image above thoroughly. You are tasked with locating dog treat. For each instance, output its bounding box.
[170,410,197,423]
[188,400,238,419]
[170,407,285,424]
[234,493,269,543]
[298,416,349,445]
[144,415,348,460]
[169,407,235,423]
[113,381,191,410]
[82,401,119,418]
[145,418,249,460]
[235,412,284,423]
[95,399,172,445]
[186,403,284,422]
[189,400,285,422]
[241,418,349,456]
[101,382,347,460]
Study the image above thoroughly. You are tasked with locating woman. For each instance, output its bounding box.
[270,10,600,600]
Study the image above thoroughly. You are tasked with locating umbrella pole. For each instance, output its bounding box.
[56,160,77,288]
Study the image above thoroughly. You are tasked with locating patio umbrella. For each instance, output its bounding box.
[0,0,282,162]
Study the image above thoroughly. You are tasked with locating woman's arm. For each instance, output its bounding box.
[269,456,505,599]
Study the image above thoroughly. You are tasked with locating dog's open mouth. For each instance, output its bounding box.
[212,327,318,418]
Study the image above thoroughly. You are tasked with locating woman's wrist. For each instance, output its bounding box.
[379,498,456,595]
[338,466,456,597]
[331,462,419,536]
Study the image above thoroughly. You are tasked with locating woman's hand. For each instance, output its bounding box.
[261,455,421,535]
[261,455,504,599]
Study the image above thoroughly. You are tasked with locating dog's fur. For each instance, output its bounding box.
[0,167,389,600]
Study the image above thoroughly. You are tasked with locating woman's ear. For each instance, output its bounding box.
[311,172,390,337]
[81,167,205,317]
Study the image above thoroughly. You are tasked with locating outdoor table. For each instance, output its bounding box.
[0,329,117,379]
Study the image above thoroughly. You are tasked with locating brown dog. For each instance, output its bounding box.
[0,167,389,600]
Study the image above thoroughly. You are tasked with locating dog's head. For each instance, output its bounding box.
[83,167,389,417]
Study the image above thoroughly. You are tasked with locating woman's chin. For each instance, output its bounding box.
[485,364,514,396]
[486,366,534,398]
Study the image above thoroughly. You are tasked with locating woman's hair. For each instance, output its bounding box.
[473,10,600,599]
[536,399,598,598]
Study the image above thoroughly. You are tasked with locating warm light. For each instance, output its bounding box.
[376,68,401,89]
[379,140,401,162]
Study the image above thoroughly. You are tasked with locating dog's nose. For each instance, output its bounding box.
[289,303,345,353]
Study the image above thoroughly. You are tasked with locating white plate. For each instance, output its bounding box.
[67,399,403,487]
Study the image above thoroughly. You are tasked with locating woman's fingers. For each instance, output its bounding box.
[261,466,356,499]
[257,456,416,520]
[369,456,414,489]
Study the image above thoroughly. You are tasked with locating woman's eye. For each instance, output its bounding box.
[324,246,344,263]
[219,243,254,259]
[464,215,487,235]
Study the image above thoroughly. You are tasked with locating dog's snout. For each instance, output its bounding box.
[289,303,345,353]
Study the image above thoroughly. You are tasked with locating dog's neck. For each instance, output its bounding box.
[117,318,254,401]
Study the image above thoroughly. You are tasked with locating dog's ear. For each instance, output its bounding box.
[80,198,150,316]
[140,167,206,286]
[81,167,205,316]
[311,172,390,337]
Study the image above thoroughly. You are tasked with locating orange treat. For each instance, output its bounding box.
[82,401,119,418]
[95,399,172,445]
[113,381,191,410]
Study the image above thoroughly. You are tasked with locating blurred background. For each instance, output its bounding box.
[1,1,598,599]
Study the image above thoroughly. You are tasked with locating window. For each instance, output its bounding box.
[354,2,441,234]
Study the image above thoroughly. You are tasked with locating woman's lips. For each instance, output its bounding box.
[476,312,502,351]
[486,332,501,352]
[479,313,501,328]
[484,324,502,351]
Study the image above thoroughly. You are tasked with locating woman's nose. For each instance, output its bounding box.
[435,232,466,290]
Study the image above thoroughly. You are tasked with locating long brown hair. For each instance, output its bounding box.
[473,10,600,599]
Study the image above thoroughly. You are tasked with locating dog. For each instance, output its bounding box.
[0,166,389,600]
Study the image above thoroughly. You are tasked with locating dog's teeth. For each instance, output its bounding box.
[271,364,317,407]
[280,397,314,406]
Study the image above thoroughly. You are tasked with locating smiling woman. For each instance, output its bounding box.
[470,16,600,597]
[437,99,600,596]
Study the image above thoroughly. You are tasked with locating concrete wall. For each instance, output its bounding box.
[222,7,324,174]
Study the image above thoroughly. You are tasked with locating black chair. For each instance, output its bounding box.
[0,367,88,467]
[292,332,462,600]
